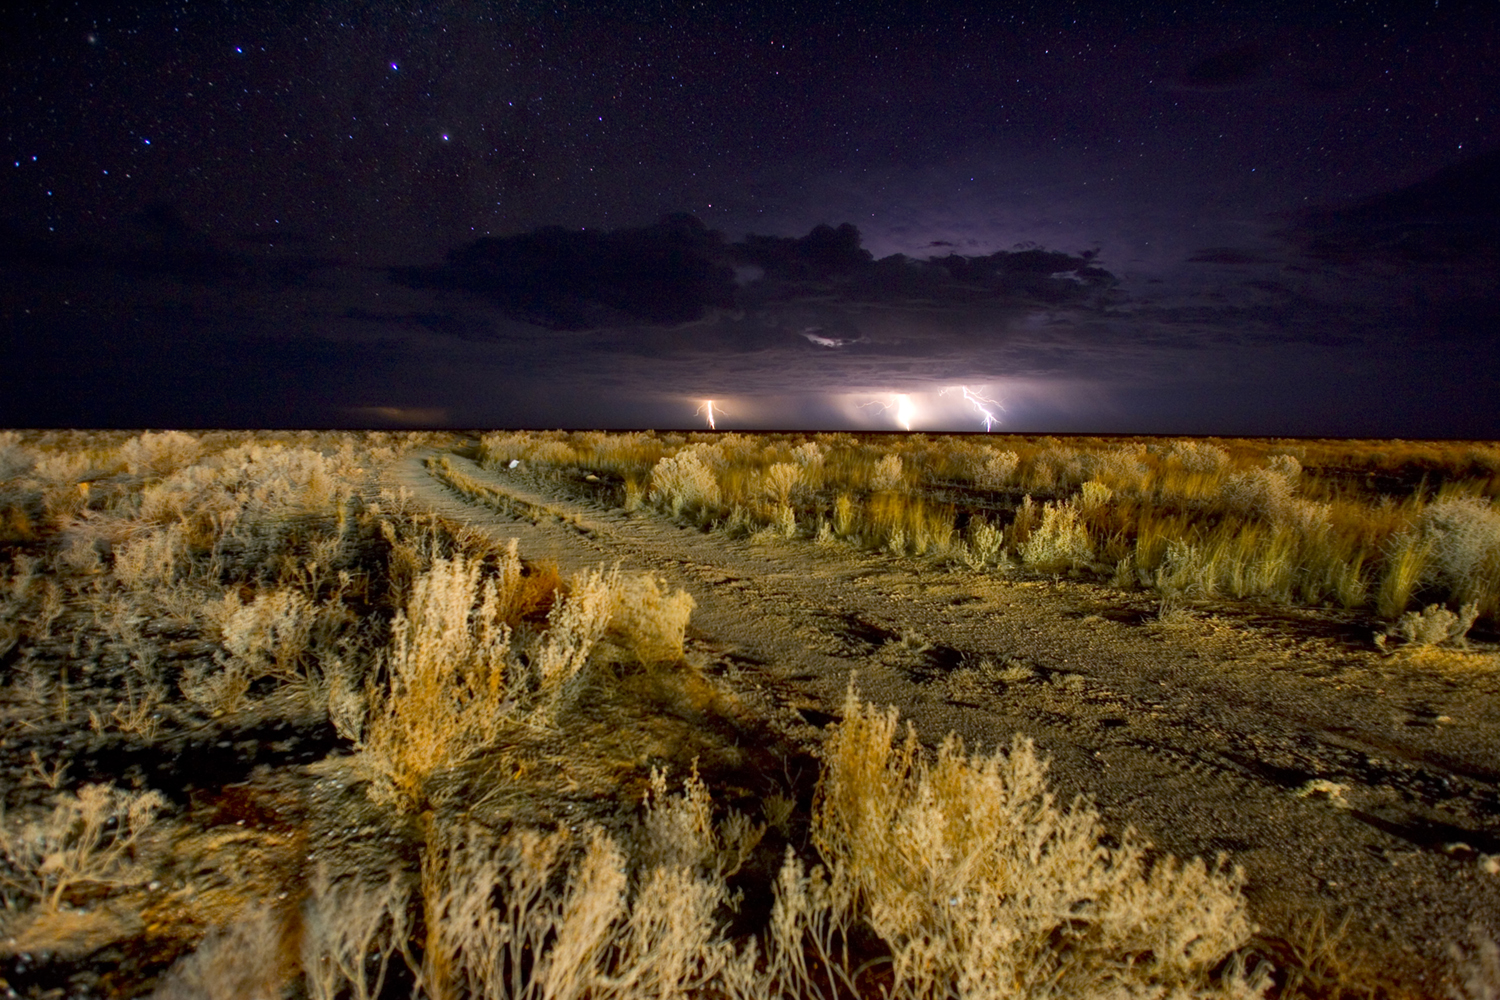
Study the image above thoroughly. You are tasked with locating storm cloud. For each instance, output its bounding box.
[4,148,1499,435]
[392,216,1115,334]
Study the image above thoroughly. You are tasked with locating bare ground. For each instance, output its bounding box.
[391,446,1500,994]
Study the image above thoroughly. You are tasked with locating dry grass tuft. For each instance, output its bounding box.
[0,783,166,912]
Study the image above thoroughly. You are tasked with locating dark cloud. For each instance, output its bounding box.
[1278,147,1500,270]
[393,218,1114,333]
[393,213,737,330]
[1185,248,1276,265]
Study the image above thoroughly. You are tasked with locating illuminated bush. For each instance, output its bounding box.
[648,449,722,518]
[1415,497,1500,616]
[1221,469,1286,521]
[609,572,695,666]
[761,462,802,507]
[1021,499,1094,572]
[118,430,201,479]
[870,453,904,492]
[1084,445,1148,493]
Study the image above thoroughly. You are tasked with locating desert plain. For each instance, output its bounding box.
[1,429,1498,999]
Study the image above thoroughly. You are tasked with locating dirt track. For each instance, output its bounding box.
[390,448,1500,991]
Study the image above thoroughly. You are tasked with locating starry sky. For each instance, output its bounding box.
[3,1,1498,435]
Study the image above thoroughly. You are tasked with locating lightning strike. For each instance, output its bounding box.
[942,385,1004,431]
[860,393,915,430]
[695,399,719,430]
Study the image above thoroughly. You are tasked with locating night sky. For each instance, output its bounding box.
[4,1,1498,435]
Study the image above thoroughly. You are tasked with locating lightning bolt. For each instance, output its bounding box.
[942,385,1004,431]
[860,394,914,430]
[695,399,719,430]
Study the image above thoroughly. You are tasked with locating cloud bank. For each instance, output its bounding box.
[5,149,1499,435]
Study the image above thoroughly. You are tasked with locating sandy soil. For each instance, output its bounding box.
[390,446,1500,993]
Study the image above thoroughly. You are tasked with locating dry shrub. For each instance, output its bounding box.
[965,517,1003,567]
[1085,446,1148,493]
[1377,531,1433,618]
[1006,495,1040,553]
[0,430,32,479]
[531,440,579,466]
[648,449,722,518]
[178,660,253,717]
[1381,602,1480,650]
[528,564,619,712]
[194,673,1268,999]
[301,868,413,1000]
[1075,478,1113,512]
[361,553,516,810]
[151,906,290,1000]
[1416,497,1500,616]
[1220,468,1297,523]
[609,573,695,667]
[31,449,96,485]
[418,807,748,1000]
[871,453,905,492]
[792,441,825,479]
[762,462,803,507]
[834,493,856,538]
[1020,499,1094,572]
[477,431,536,466]
[1022,445,1086,494]
[514,558,563,624]
[810,685,1264,1000]
[969,448,1019,489]
[357,547,695,810]
[1157,440,1232,499]
[112,523,188,590]
[217,587,319,677]
[479,431,580,469]
[0,783,165,911]
[118,430,201,479]
[867,492,955,556]
[638,765,763,879]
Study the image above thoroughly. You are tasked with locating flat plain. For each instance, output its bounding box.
[2,429,1498,998]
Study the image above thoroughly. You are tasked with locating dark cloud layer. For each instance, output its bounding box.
[1278,148,1500,271]
[392,216,1113,333]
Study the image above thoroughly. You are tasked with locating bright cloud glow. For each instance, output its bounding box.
[675,381,1065,431]
[846,386,1008,428]
[859,393,915,430]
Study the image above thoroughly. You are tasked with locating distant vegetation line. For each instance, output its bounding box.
[479,430,1500,644]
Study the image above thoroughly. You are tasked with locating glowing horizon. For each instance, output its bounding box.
[681,385,1023,432]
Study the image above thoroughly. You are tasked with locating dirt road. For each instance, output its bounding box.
[389,448,1500,991]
